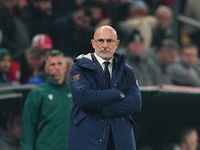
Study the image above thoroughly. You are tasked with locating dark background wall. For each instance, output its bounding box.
[135,88,200,150]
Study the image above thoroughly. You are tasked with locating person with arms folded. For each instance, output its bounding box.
[68,25,142,150]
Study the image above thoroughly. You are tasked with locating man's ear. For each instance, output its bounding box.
[115,40,120,48]
[64,63,68,73]
[91,39,95,49]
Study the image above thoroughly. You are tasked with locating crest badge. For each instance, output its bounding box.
[73,74,80,81]
[48,94,53,101]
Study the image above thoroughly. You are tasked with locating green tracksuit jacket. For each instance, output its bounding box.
[21,77,72,150]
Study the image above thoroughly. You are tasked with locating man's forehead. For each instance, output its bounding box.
[94,26,117,39]
[48,56,63,62]
[1,54,11,60]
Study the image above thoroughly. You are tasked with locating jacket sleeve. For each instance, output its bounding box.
[102,68,142,117]
[20,89,41,150]
[70,64,121,109]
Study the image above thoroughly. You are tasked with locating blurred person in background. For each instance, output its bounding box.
[0,48,12,84]
[22,0,53,39]
[185,0,200,55]
[0,0,17,54]
[31,33,53,51]
[163,127,198,150]
[21,50,72,150]
[25,34,54,84]
[0,0,30,55]
[176,128,198,150]
[7,34,53,85]
[0,48,21,84]
[49,8,93,57]
[13,46,46,84]
[117,29,153,86]
[147,39,180,85]
[151,5,176,51]
[13,0,30,54]
[82,0,105,28]
[82,0,112,29]
[107,0,131,28]
[118,0,157,51]
[0,110,22,150]
[168,44,200,87]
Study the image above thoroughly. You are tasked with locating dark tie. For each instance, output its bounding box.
[104,62,110,87]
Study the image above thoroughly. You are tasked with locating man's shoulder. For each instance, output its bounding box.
[29,82,49,94]
[169,60,186,71]
[124,63,136,76]
[25,83,50,104]
[124,63,133,70]
[147,55,162,69]
[72,53,94,68]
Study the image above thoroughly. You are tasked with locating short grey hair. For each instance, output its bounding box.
[45,49,65,64]
[155,5,172,17]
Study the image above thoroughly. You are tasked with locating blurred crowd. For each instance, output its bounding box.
[0,0,200,88]
[1,0,200,150]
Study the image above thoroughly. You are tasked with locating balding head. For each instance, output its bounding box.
[93,26,118,40]
[91,25,120,61]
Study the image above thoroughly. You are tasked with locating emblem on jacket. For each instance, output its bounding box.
[67,93,72,98]
[48,94,53,100]
[73,74,80,81]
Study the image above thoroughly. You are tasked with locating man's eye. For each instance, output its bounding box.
[107,39,112,43]
[98,39,104,43]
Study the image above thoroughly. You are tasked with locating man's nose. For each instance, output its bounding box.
[102,40,108,47]
[54,64,59,69]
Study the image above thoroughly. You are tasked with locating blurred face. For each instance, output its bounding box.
[27,54,44,71]
[34,1,52,14]
[73,10,91,30]
[15,0,27,9]
[100,0,109,4]
[45,55,67,84]
[0,55,11,73]
[185,130,198,150]
[3,0,17,12]
[157,10,172,29]
[91,26,120,61]
[182,47,198,67]
[160,49,179,65]
[127,40,144,56]
[91,7,102,21]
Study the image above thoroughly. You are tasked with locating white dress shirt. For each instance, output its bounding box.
[94,53,113,78]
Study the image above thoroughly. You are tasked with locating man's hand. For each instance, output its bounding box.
[120,91,125,99]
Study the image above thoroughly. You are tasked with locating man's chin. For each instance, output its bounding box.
[51,75,60,80]
[100,54,112,60]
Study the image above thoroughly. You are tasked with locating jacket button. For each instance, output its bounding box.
[114,84,117,86]
[100,139,102,142]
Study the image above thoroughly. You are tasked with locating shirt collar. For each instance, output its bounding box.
[94,53,113,66]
